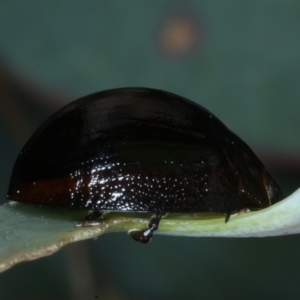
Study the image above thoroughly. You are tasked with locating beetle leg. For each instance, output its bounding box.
[225,212,231,223]
[224,207,251,223]
[77,210,104,227]
[129,212,164,243]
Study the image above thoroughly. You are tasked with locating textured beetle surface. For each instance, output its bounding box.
[7,88,283,243]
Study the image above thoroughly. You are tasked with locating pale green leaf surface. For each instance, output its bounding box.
[0,188,300,273]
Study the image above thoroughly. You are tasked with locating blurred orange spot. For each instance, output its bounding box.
[160,16,199,57]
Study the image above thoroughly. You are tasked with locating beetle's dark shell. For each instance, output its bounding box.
[7,88,282,215]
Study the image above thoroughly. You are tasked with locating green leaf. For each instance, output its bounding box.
[0,188,300,273]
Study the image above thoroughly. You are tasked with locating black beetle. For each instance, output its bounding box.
[7,88,282,243]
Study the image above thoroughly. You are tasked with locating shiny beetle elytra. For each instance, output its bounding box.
[7,88,282,243]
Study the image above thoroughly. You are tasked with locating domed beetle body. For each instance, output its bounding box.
[7,88,282,243]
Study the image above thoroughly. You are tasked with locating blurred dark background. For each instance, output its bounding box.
[0,1,300,299]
